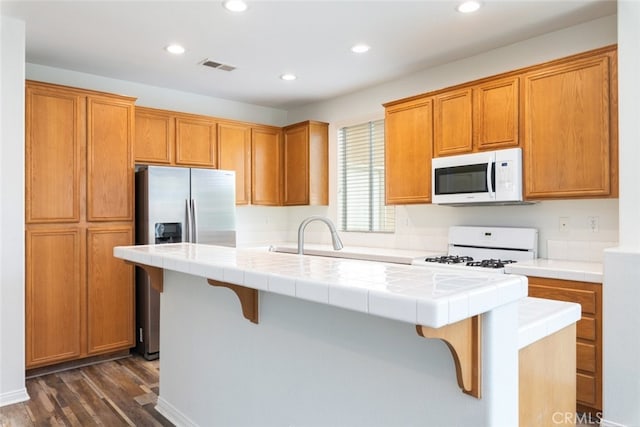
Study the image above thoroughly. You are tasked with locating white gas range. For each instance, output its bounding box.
[411,226,538,273]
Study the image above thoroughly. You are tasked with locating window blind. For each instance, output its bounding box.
[338,119,395,233]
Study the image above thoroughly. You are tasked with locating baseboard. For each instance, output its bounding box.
[156,396,198,427]
[0,388,30,407]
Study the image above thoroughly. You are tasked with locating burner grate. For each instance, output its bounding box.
[424,255,474,264]
[466,259,516,269]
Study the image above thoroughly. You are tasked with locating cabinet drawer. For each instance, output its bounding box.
[577,342,596,373]
[577,373,597,406]
[577,317,596,341]
[528,284,597,314]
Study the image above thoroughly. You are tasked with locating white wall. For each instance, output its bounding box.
[26,64,288,127]
[283,14,619,260]
[602,1,640,426]
[0,15,28,406]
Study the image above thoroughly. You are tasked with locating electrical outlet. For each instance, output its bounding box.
[588,216,599,233]
[559,217,570,232]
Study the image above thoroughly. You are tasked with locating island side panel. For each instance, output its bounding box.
[157,270,496,427]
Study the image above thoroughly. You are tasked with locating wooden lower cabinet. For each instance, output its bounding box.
[86,226,135,354]
[527,277,602,413]
[26,225,134,369]
[26,228,84,367]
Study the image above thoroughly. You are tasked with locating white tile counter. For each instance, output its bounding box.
[518,297,581,349]
[114,243,527,328]
[505,259,603,283]
[114,243,582,427]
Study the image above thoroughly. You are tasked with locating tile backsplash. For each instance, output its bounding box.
[547,239,618,263]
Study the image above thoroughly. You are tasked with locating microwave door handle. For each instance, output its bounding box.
[185,198,191,243]
[487,161,495,199]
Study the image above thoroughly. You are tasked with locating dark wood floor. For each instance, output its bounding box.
[0,355,173,427]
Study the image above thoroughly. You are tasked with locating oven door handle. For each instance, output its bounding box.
[487,161,495,199]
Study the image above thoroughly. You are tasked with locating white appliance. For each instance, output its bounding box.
[135,165,236,359]
[412,226,538,273]
[432,147,524,205]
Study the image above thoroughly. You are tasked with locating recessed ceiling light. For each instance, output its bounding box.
[351,44,370,54]
[280,73,297,81]
[223,0,248,12]
[165,44,186,55]
[457,1,481,13]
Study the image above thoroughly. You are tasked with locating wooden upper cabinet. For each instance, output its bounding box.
[26,227,84,368]
[474,76,519,150]
[384,97,433,204]
[523,49,616,199]
[25,83,84,223]
[134,107,174,164]
[282,121,329,206]
[175,114,217,168]
[86,95,135,222]
[434,88,473,156]
[86,226,135,355]
[218,122,251,205]
[251,126,282,206]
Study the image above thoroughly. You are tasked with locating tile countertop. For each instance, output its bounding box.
[505,259,603,283]
[114,243,527,328]
[518,297,581,349]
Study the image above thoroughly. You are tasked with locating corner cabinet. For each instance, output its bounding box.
[251,126,282,206]
[384,97,433,204]
[523,47,618,199]
[25,81,135,369]
[282,121,329,206]
[527,277,603,414]
[218,121,252,205]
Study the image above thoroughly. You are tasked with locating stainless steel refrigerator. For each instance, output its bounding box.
[135,165,236,360]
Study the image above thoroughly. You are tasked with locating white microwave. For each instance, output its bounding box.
[432,147,523,205]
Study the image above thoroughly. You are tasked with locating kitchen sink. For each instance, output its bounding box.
[269,244,435,265]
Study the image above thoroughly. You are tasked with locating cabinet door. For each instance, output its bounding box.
[218,122,251,205]
[87,226,134,354]
[25,83,83,223]
[474,77,519,150]
[134,107,174,164]
[87,95,135,221]
[527,276,602,412]
[283,124,309,206]
[26,227,84,368]
[523,55,612,198]
[175,115,217,167]
[385,98,433,204]
[434,88,473,156]
[251,127,281,205]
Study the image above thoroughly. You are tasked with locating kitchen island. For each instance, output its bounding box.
[114,243,580,427]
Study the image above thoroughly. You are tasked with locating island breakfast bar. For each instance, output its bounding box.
[114,243,580,427]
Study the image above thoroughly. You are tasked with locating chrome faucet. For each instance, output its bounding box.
[297,216,343,255]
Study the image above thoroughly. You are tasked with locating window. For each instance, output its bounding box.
[338,119,395,232]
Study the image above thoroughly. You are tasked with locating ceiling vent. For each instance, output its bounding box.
[201,59,236,72]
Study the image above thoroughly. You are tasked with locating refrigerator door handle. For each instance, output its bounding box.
[191,199,198,243]
[185,198,191,243]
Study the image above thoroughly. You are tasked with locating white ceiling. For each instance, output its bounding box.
[2,0,617,110]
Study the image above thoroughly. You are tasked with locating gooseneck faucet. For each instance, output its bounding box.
[297,216,343,255]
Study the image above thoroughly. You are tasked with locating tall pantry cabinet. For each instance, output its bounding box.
[25,81,135,369]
